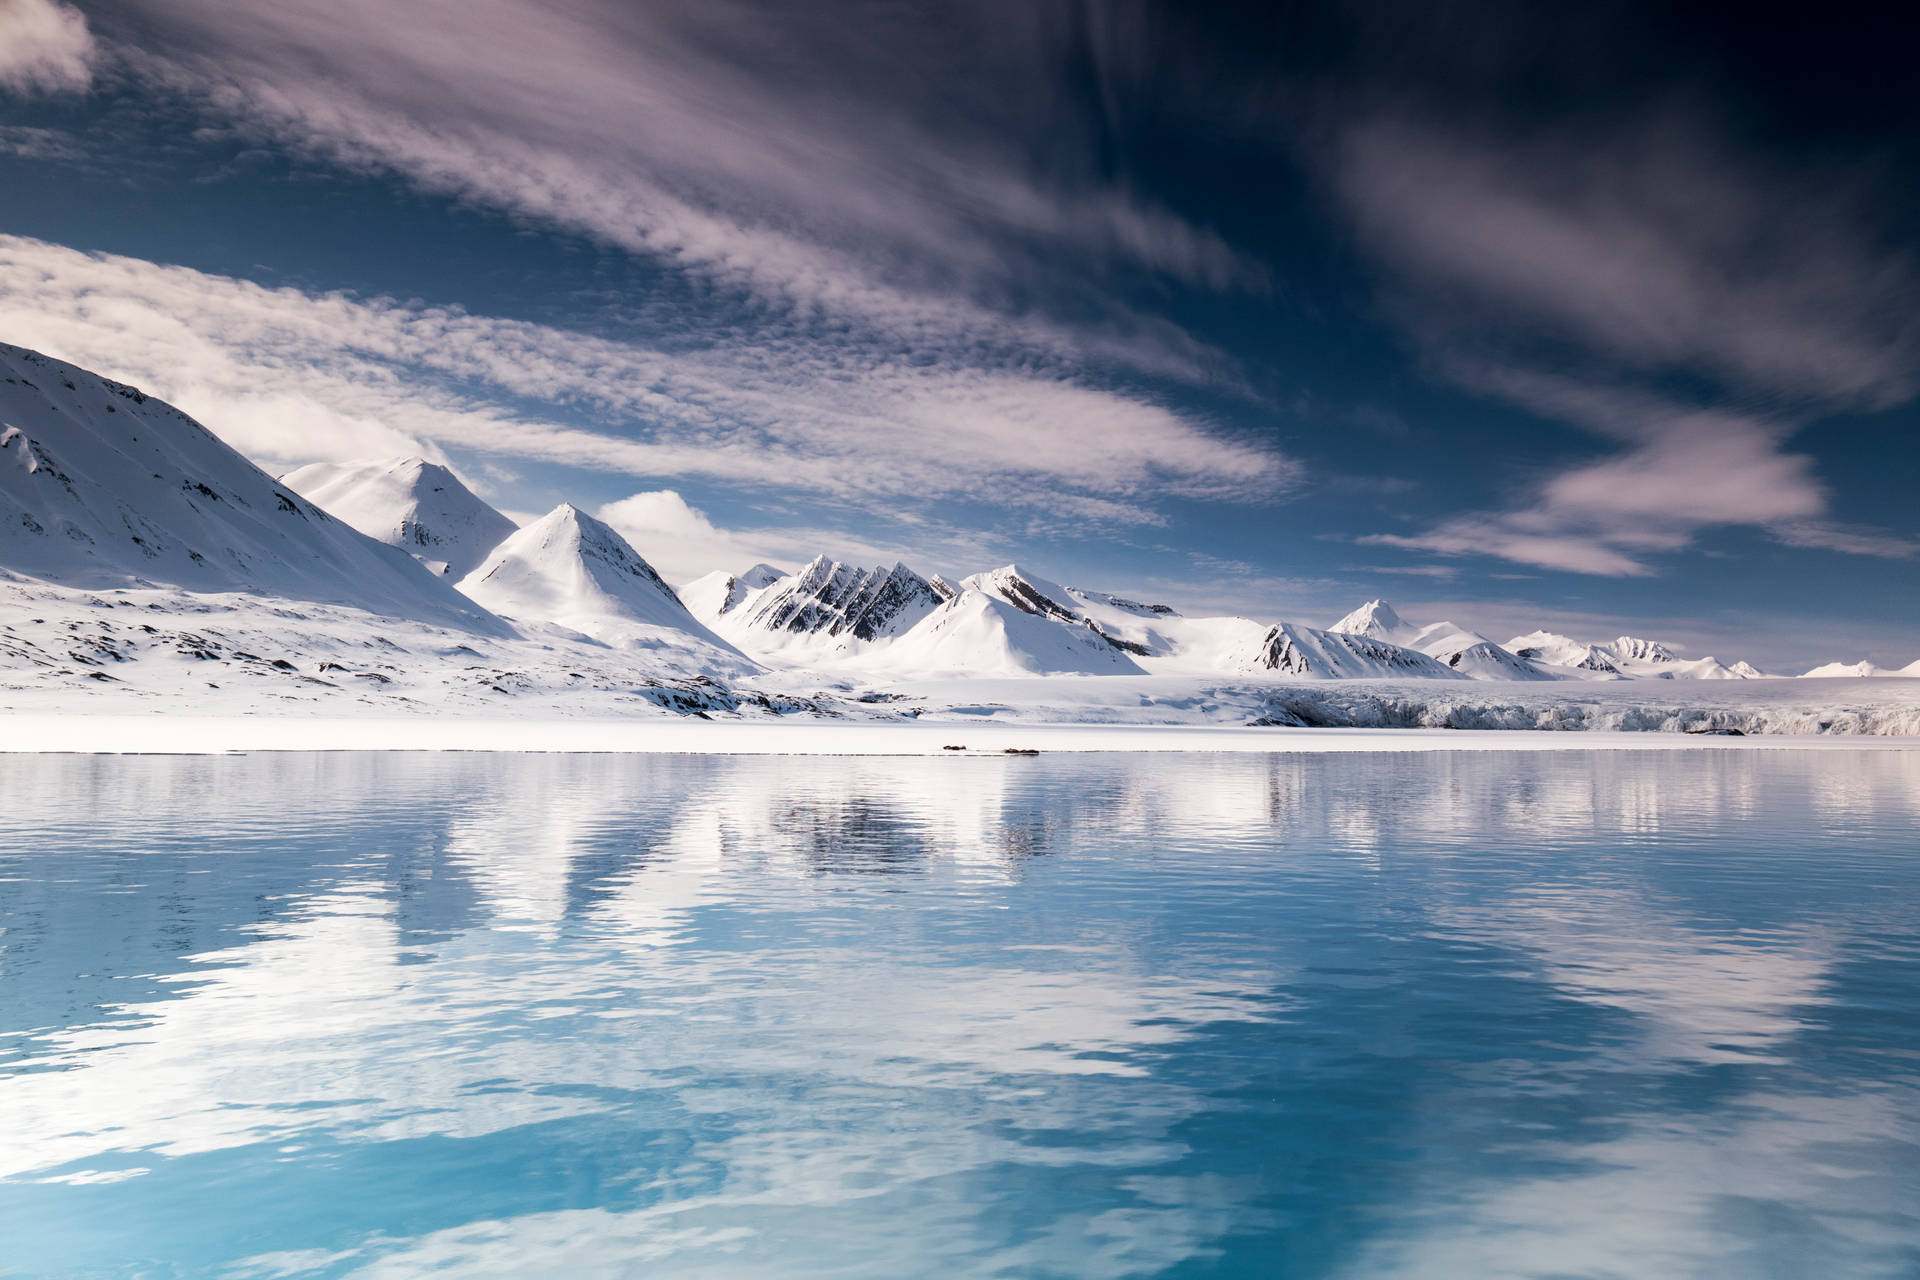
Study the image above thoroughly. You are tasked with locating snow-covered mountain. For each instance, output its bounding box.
[456,504,749,667]
[679,562,788,622]
[699,557,947,661]
[881,582,1149,676]
[1330,599,1556,680]
[1609,635,1676,666]
[1410,622,1559,681]
[1329,599,1407,643]
[1334,601,1788,683]
[1802,659,1920,679]
[1240,622,1466,680]
[1505,630,1626,676]
[280,457,516,578]
[0,342,502,632]
[686,559,1155,676]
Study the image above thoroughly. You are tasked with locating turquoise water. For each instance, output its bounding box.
[2,750,1918,1278]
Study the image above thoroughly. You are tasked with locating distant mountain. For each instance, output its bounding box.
[455,504,749,667]
[0,342,502,632]
[1330,600,1555,680]
[1506,630,1626,676]
[1801,659,1920,679]
[679,562,787,621]
[1408,622,1559,681]
[688,556,947,662]
[880,580,1146,676]
[1328,598,1785,683]
[1607,635,1677,668]
[1241,622,1466,680]
[280,457,516,578]
[1329,599,1406,642]
[963,566,1264,674]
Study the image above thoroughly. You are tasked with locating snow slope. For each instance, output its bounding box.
[875,586,1148,676]
[0,342,502,633]
[280,457,516,578]
[951,565,1268,675]
[679,563,787,623]
[455,505,750,668]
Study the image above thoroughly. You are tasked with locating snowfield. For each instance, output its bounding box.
[2,339,1917,751]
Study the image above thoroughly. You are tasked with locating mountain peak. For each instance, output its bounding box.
[282,455,515,579]
[456,504,745,662]
[1330,599,1405,640]
[1610,635,1676,664]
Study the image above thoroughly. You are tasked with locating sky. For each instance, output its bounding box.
[0,0,1915,669]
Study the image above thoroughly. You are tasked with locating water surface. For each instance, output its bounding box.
[2,750,1918,1277]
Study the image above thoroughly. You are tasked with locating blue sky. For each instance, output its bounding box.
[0,0,1915,668]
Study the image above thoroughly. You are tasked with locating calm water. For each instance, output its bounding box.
[2,750,1918,1278]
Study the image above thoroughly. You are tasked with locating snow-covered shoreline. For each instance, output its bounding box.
[7,712,1920,756]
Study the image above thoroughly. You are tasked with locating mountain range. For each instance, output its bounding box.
[4,340,1916,719]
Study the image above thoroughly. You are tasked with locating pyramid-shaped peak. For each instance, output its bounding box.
[1331,599,1404,638]
[457,503,744,661]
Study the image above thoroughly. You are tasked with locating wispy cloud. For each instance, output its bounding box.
[0,0,95,94]
[95,0,1254,390]
[594,489,990,584]
[0,235,1289,519]
[1340,117,1919,406]
[1337,114,1920,575]
[1773,521,1919,560]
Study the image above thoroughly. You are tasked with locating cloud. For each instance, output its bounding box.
[92,0,1255,391]
[1339,116,1920,406]
[1362,522,1658,579]
[1345,564,1458,580]
[1335,115,1920,575]
[594,489,925,584]
[0,0,94,93]
[0,123,87,161]
[0,234,1290,517]
[1772,521,1920,560]
[1358,388,1833,577]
